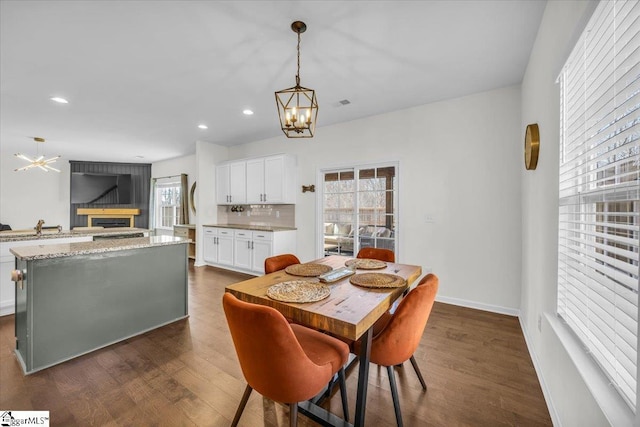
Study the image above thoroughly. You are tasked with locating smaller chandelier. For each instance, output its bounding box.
[14,137,61,172]
[275,21,318,138]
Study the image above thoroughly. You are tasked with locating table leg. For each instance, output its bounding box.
[354,327,372,427]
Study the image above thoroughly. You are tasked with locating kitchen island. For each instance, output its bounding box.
[11,235,189,374]
[0,227,150,315]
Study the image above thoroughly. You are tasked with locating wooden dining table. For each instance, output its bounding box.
[225,255,423,427]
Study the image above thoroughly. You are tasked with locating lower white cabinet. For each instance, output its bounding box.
[203,226,296,275]
[233,230,252,270]
[203,227,234,266]
[251,232,273,273]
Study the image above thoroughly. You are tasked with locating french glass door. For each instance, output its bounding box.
[321,163,398,257]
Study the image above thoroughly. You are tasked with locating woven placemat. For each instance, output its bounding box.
[267,281,330,303]
[349,273,406,288]
[285,263,333,277]
[345,258,387,270]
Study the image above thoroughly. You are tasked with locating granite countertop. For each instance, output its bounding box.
[202,224,297,232]
[10,235,188,261]
[0,227,149,243]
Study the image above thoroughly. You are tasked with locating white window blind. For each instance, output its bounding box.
[557,0,639,411]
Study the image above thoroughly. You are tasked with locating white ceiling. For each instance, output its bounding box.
[0,0,547,164]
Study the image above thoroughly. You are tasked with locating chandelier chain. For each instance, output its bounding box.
[296,31,301,87]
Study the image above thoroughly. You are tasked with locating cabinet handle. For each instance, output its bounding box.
[251,241,254,250]
[263,193,267,202]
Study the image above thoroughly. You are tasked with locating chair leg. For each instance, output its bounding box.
[289,403,298,427]
[386,366,403,427]
[409,355,427,390]
[338,367,349,421]
[231,385,253,427]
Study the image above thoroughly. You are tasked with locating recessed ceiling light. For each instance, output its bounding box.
[198,124,208,129]
[242,109,254,116]
[50,97,69,104]
[135,155,145,159]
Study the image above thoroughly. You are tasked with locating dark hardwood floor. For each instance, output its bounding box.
[0,263,552,426]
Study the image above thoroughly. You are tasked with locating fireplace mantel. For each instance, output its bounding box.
[77,208,140,227]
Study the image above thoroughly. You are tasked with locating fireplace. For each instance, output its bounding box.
[77,208,141,228]
[92,218,131,228]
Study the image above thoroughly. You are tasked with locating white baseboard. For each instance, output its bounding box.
[519,316,561,427]
[0,299,14,317]
[435,295,519,317]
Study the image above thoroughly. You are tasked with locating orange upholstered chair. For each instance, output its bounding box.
[223,292,350,426]
[356,247,395,263]
[354,273,438,427]
[264,253,301,274]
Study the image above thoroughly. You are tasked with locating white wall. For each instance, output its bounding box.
[194,141,228,266]
[0,152,70,230]
[228,85,523,314]
[520,1,627,426]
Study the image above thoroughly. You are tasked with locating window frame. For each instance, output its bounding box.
[556,0,639,414]
[154,177,183,231]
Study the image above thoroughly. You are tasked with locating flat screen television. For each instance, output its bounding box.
[71,172,132,204]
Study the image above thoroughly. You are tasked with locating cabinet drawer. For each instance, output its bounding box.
[173,227,189,237]
[234,230,250,238]
[218,229,233,237]
[203,227,217,236]
[252,231,273,242]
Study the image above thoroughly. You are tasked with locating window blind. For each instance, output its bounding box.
[557,0,639,410]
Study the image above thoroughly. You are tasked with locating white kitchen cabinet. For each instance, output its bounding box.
[218,229,234,266]
[233,230,252,270]
[216,161,246,205]
[202,226,296,275]
[202,227,234,266]
[203,227,218,263]
[246,154,296,204]
[251,231,274,274]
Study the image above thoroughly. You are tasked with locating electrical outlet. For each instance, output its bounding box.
[276,211,280,218]
[538,314,542,332]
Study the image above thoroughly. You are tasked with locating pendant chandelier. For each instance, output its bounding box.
[275,21,318,138]
[14,137,61,172]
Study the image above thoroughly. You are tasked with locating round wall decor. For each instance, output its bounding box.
[524,123,540,170]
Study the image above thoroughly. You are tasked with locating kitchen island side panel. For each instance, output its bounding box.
[21,243,187,373]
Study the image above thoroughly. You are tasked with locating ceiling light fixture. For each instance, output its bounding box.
[242,109,254,116]
[198,124,208,129]
[14,137,61,172]
[275,21,318,138]
[50,97,69,104]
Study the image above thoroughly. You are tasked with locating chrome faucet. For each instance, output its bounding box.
[35,219,45,236]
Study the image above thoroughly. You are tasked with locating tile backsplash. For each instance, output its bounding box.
[217,204,295,228]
